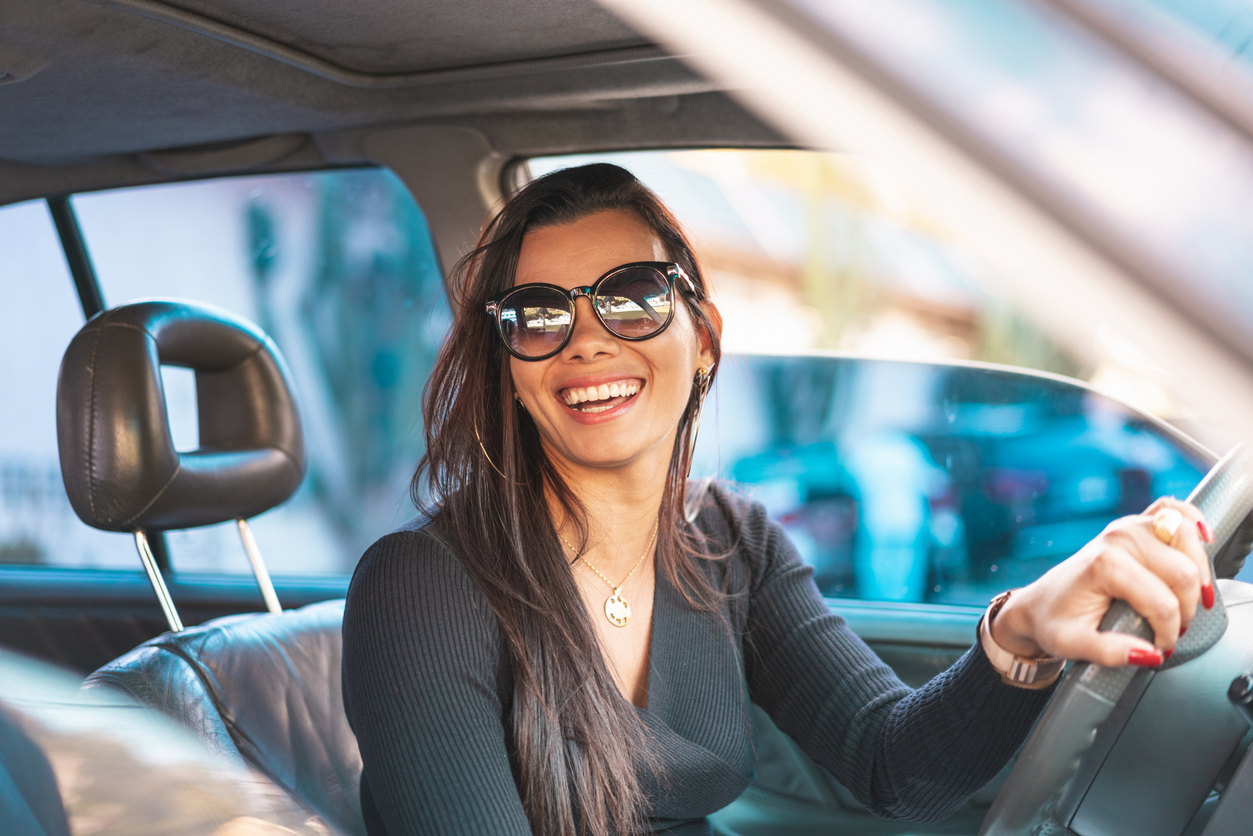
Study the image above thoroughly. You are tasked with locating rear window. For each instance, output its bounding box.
[1,168,448,575]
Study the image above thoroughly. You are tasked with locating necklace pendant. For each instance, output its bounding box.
[605,589,631,627]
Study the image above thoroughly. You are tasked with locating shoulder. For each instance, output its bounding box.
[350,517,467,598]
[688,481,792,590]
[341,517,514,752]
[344,516,501,647]
[689,480,770,531]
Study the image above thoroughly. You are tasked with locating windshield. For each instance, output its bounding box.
[788,0,1253,367]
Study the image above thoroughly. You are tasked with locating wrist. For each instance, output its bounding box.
[981,589,1064,689]
[990,586,1044,659]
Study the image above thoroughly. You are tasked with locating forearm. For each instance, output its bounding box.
[866,645,1054,822]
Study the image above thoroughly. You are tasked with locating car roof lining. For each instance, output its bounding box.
[104,0,650,78]
[95,0,664,88]
[0,92,790,209]
[0,0,750,169]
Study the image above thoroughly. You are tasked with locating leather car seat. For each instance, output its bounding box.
[57,301,364,836]
[84,600,364,836]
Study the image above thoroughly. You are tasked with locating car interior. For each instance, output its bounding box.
[6,1,1253,835]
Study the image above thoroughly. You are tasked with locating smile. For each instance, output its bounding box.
[559,379,643,413]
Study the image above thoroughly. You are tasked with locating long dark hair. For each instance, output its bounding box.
[412,163,725,835]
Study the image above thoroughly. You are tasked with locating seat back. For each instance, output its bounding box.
[84,600,364,836]
[61,301,362,832]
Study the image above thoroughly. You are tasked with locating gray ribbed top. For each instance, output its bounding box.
[342,485,1053,835]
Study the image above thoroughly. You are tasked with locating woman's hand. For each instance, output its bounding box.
[990,497,1216,667]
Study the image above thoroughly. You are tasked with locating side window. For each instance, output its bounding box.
[528,150,1214,604]
[61,168,449,575]
[702,355,1209,604]
[0,201,135,569]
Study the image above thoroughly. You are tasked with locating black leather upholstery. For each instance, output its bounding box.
[84,600,364,836]
[64,302,361,832]
[56,300,305,531]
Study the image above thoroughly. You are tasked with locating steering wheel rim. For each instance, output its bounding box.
[979,443,1253,836]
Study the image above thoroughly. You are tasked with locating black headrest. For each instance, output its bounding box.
[56,300,305,532]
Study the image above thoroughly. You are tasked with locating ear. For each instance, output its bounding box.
[697,300,722,369]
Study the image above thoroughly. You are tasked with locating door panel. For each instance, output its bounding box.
[0,568,347,674]
[714,603,999,836]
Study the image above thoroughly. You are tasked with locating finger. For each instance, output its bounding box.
[1119,522,1201,629]
[1145,496,1214,605]
[1145,496,1215,555]
[1050,617,1163,668]
[1092,544,1184,650]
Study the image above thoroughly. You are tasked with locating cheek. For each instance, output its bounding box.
[660,311,703,374]
[509,359,542,404]
[648,333,700,412]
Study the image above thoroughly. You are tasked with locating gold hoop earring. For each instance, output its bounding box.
[472,415,528,485]
[516,397,527,411]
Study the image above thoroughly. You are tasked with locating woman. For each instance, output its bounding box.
[342,163,1214,836]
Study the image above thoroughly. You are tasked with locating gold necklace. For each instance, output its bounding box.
[559,519,659,628]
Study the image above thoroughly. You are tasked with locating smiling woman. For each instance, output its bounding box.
[340,163,1215,836]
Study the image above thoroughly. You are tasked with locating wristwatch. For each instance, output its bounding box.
[980,590,1065,689]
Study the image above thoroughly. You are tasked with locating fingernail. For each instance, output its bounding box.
[1202,583,1215,610]
[1198,519,1214,544]
[1129,648,1164,667]
[1180,623,1188,636]
[1163,648,1174,660]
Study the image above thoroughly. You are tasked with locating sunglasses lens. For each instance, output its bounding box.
[498,287,573,358]
[595,267,673,338]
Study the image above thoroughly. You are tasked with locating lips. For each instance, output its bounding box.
[559,378,643,413]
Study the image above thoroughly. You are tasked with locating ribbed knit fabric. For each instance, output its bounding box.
[342,485,1054,835]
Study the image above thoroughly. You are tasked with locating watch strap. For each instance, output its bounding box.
[980,590,1064,689]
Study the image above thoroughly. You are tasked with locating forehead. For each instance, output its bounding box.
[514,210,667,288]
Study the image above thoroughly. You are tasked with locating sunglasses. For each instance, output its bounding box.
[485,261,698,361]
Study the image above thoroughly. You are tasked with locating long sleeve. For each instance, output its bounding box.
[729,492,1053,823]
[341,528,532,836]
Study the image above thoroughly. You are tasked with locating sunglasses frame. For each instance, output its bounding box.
[484,261,699,361]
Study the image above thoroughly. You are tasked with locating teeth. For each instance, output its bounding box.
[559,380,642,409]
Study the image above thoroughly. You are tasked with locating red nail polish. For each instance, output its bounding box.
[1202,583,1215,610]
[1180,623,1188,636]
[1163,648,1174,660]
[1198,519,1214,544]
[1129,648,1164,667]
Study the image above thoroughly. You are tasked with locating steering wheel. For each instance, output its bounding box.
[979,444,1253,836]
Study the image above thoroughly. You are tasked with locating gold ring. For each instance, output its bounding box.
[1152,508,1184,545]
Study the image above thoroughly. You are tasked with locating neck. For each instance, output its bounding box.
[546,440,671,576]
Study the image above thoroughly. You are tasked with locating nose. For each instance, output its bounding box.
[562,296,618,362]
